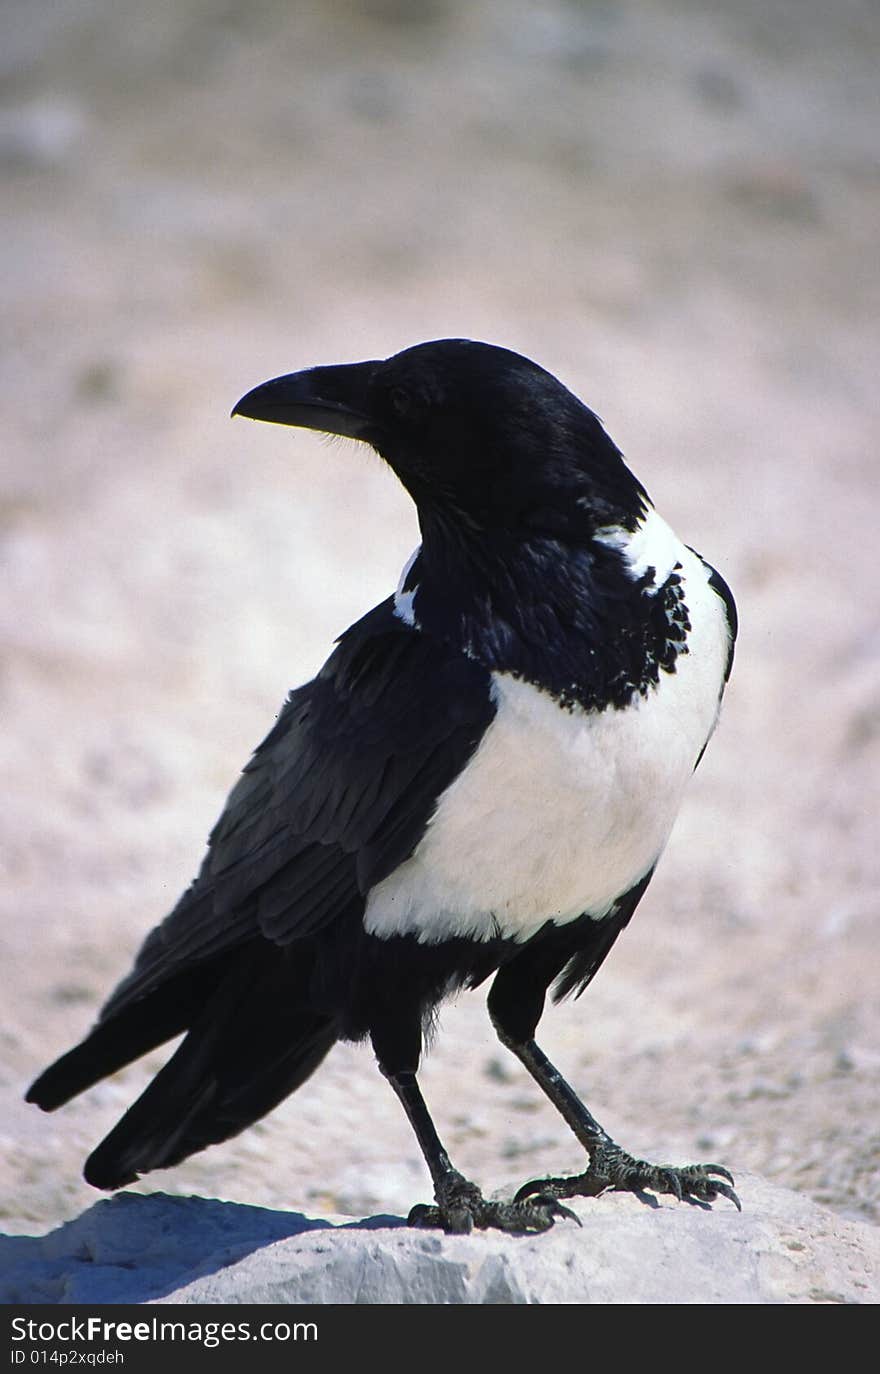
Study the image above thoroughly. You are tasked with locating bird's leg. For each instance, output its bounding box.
[371,991,577,1234]
[497,1031,740,1211]
[487,962,739,1211]
[379,1066,579,1234]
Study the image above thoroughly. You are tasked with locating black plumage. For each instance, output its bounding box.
[28,339,739,1231]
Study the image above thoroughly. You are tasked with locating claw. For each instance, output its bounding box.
[656,1167,683,1202]
[551,1200,582,1228]
[407,1178,581,1235]
[703,1164,736,1186]
[515,1151,741,1213]
[525,1190,583,1227]
[707,1180,742,1212]
[670,1164,742,1211]
[514,1176,564,1204]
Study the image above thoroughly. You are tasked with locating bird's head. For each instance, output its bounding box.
[233,339,647,542]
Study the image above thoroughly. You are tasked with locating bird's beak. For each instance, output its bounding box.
[232,361,379,442]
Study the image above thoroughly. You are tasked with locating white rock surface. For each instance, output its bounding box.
[2,1176,877,1305]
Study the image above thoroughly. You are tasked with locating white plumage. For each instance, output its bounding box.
[366,509,732,945]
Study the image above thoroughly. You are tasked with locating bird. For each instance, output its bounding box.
[27,338,739,1233]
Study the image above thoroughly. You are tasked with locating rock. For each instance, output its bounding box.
[2,1175,877,1305]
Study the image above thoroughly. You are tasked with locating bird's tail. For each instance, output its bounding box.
[27,943,338,1190]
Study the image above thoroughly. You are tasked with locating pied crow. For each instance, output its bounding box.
[28,339,739,1233]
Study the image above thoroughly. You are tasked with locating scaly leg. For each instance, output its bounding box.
[499,1035,740,1210]
[381,1066,580,1234]
[369,991,578,1235]
[487,953,740,1212]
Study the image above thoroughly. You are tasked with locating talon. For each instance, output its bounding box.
[713,1181,742,1212]
[674,1163,741,1211]
[552,1201,582,1228]
[705,1164,736,1186]
[514,1175,588,1205]
[516,1151,741,1212]
[407,1175,579,1235]
[522,1190,582,1226]
[514,1177,552,1204]
[657,1168,683,1202]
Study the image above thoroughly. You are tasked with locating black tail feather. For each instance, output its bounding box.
[26,951,246,1112]
[80,944,337,1190]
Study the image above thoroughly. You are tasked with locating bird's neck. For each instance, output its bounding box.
[400,507,692,713]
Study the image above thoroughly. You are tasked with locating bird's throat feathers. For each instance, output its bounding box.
[396,504,696,714]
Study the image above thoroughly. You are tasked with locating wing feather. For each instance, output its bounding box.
[100,598,495,1020]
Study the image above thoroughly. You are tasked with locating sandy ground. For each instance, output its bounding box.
[1,0,878,1242]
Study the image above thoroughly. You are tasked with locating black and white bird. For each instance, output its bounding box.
[28,339,739,1232]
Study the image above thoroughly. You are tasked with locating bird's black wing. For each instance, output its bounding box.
[100,597,496,1020]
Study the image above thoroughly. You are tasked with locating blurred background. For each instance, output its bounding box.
[2,0,878,1237]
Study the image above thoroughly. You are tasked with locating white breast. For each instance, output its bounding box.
[365,535,732,945]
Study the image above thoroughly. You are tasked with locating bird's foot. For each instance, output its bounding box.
[516,1143,741,1211]
[408,1170,581,1235]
